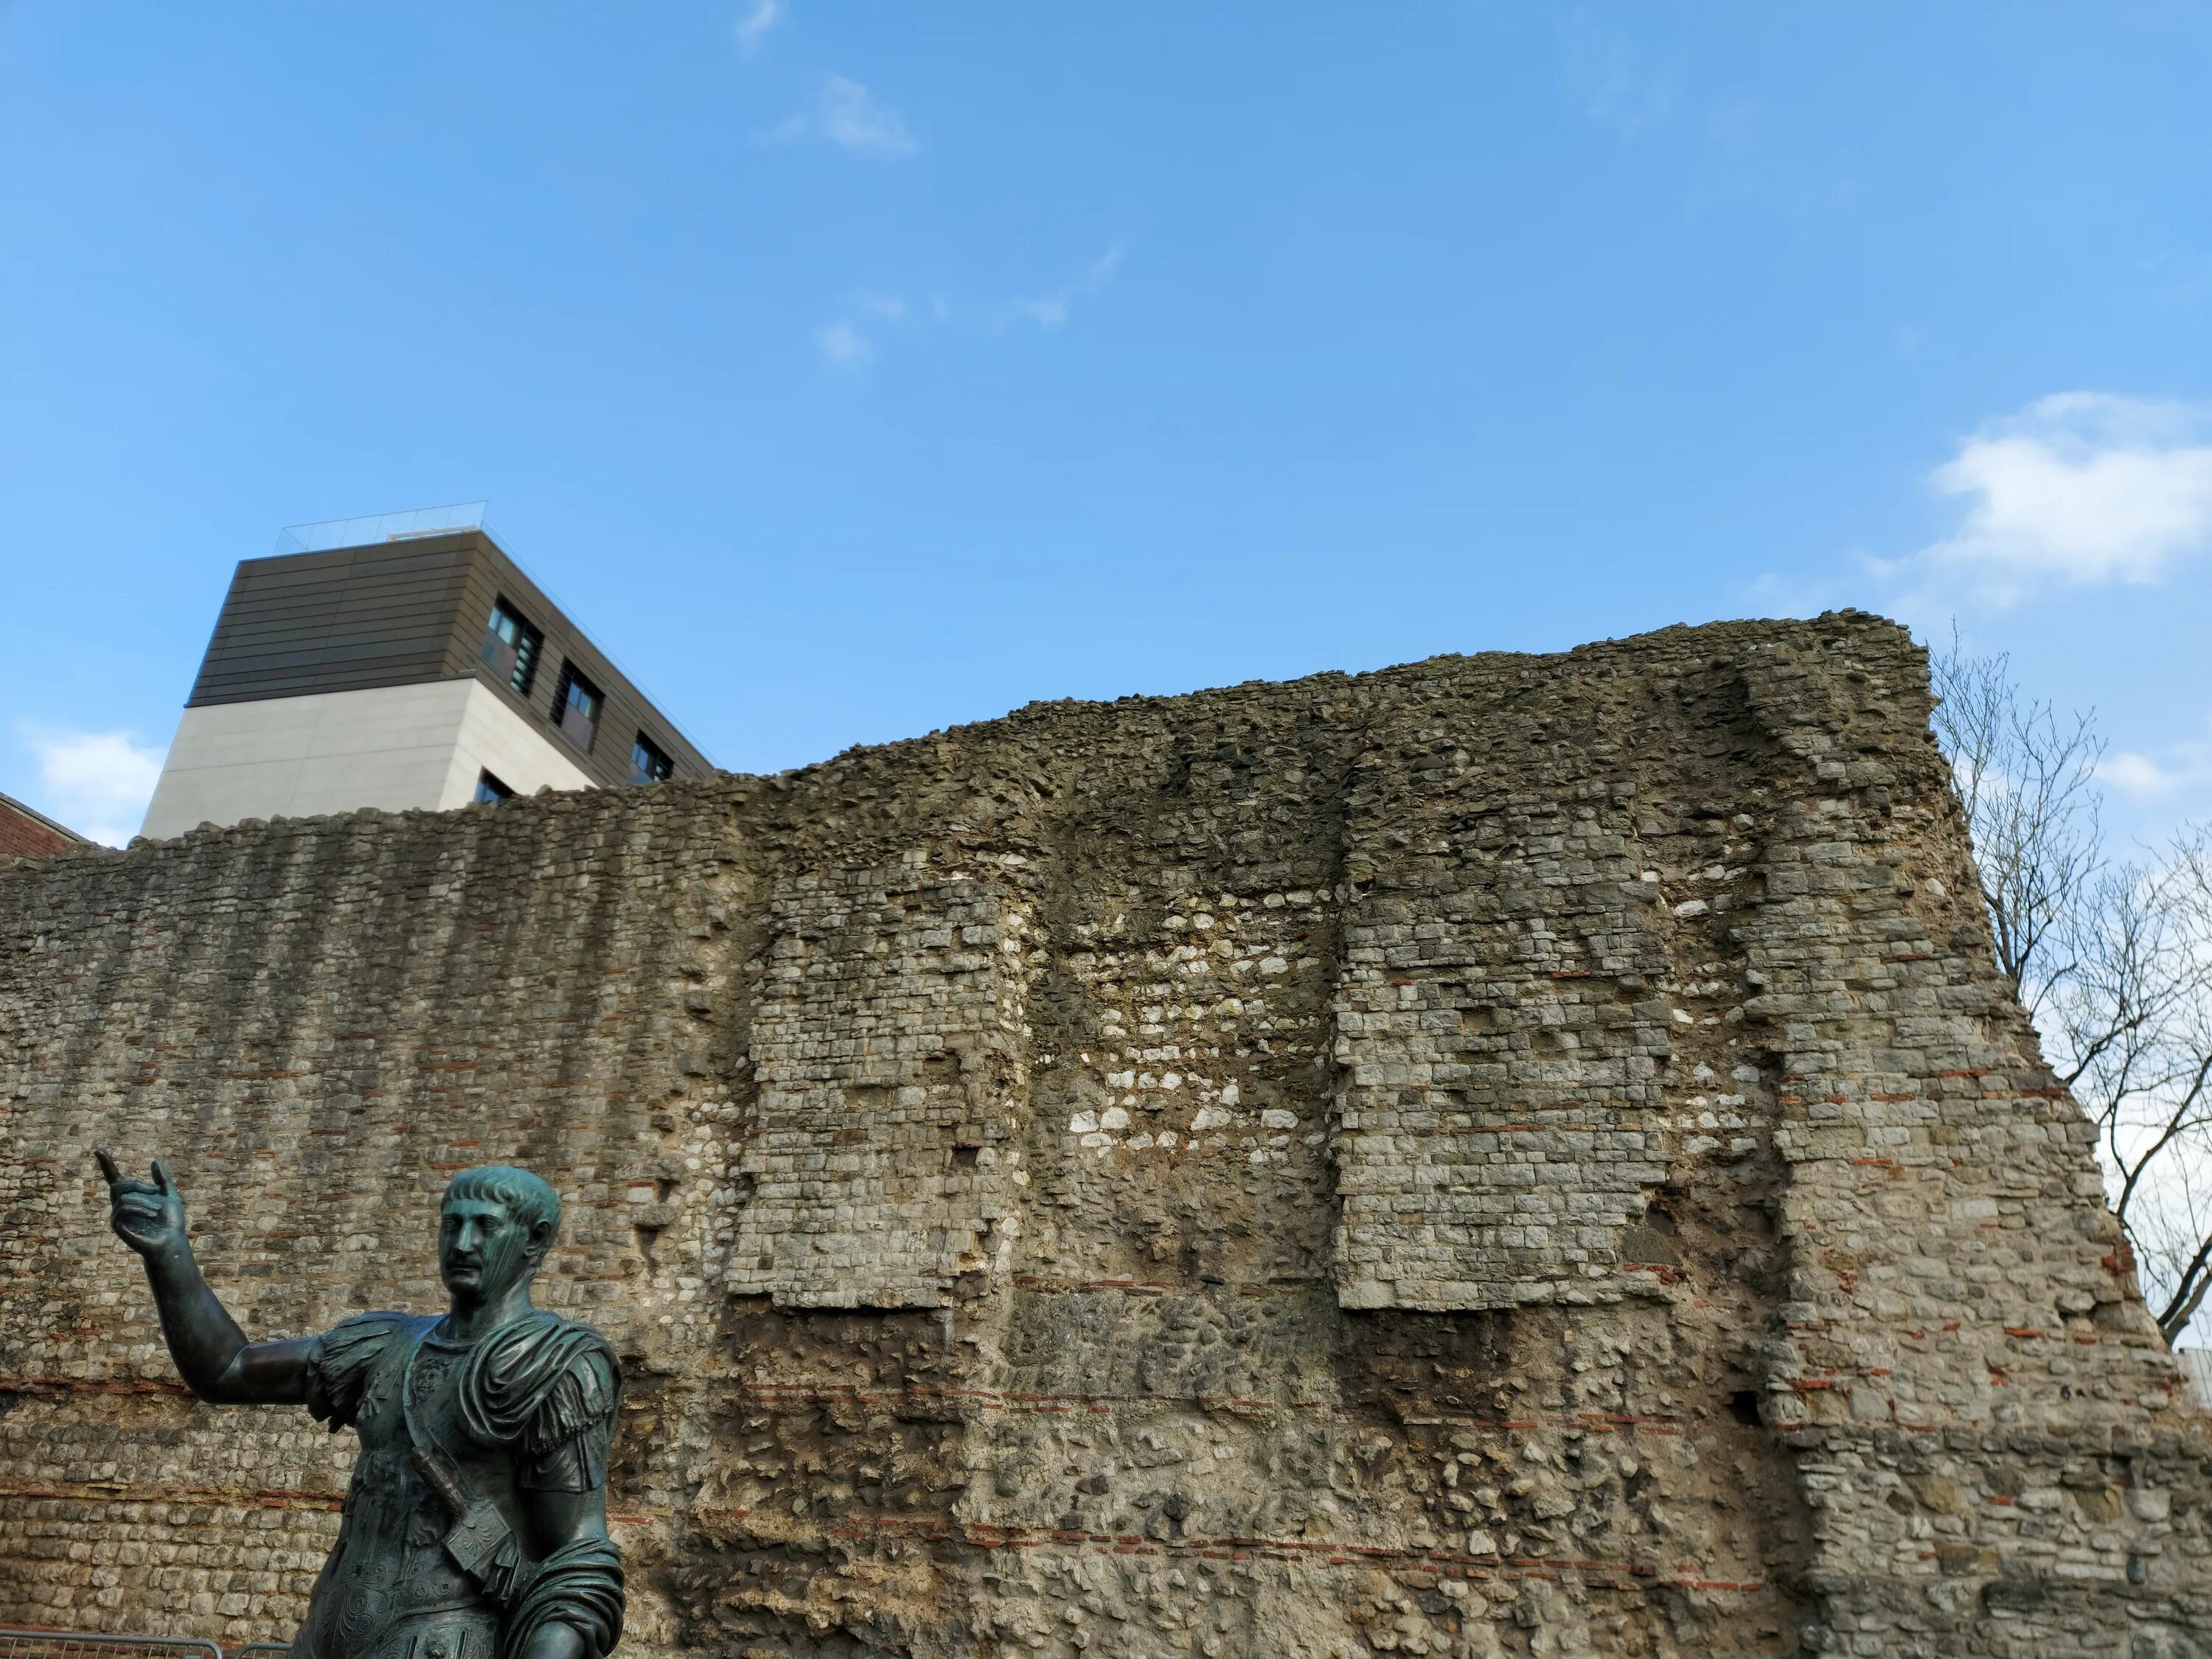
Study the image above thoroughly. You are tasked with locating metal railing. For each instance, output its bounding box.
[274,502,487,555]
[1,1630,279,1659]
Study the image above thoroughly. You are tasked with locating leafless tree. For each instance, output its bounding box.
[1933,632,2212,1345]
[1928,633,2105,1020]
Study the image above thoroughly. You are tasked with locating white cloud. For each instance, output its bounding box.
[818,77,914,156]
[2098,722,2212,807]
[1009,244,1123,330]
[734,0,782,58]
[1922,394,2212,599]
[2103,751,2185,801]
[811,294,909,370]
[815,321,872,368]
[768,76,915,157]
[1559,10,1676,138]
[812,246,1124,370]
[15,723,167,846]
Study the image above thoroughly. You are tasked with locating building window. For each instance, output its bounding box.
[552,661,602,752]
[474,770,514,804]
[630,734,673,786]
[479,600,543,696]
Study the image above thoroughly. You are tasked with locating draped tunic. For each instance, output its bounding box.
[292,1310,624,1659]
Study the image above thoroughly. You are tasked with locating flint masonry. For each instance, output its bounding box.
[2,612,2206,1657]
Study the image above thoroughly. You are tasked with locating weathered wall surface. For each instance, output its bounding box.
[2,613,2206,1658]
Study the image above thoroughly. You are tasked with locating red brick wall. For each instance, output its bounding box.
[0,799,78,858]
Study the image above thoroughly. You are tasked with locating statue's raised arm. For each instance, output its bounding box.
[94,1148,310,1405]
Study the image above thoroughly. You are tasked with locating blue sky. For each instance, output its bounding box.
[4,4,2211,846]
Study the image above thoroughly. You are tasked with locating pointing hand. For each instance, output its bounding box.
[95,1149,188,1260]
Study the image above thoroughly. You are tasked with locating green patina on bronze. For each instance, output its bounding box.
[97,1152,624,1659]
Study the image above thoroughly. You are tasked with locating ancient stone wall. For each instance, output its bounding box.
[2,613,2205,1658]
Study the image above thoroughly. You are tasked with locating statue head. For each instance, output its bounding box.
[438,1165,561,1307]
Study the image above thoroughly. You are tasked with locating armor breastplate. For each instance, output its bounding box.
[298,1321,524,1659]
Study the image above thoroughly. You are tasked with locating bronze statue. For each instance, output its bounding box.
[96,1152,624,1659]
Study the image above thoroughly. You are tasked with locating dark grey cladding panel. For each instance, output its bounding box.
[187,540,472,706]
[182,529,714,790]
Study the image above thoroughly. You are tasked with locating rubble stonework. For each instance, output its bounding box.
[1,612,2205,1658]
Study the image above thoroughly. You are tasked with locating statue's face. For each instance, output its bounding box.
[439,1194,542,1302]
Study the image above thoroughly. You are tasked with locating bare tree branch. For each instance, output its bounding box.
[1932,630,2212,1348]
[2157,1229,2212,1343]
[1930,626,2104,1017]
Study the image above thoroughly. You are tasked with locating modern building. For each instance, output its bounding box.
[139,504,712,840]
[0,791,92,859]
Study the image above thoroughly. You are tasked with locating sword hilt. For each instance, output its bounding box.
[411,1445,469,1516]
